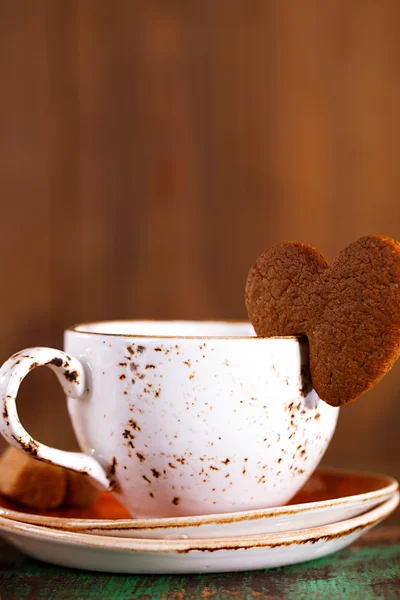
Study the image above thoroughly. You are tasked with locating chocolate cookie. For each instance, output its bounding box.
[245,235,400,406]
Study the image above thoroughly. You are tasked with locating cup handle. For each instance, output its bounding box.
[0,347,112,491]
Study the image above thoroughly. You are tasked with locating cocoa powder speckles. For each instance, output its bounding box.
[119,362,127,367]
[48,357,63,367]
[149,492,154,498]
[209,465,219,471]
[127,346,134,355]
[109,456,117,475]
[29,361,39,371]
[151,468,160,478]
[172,497,180,505]
[136,452,145,462]
[123,430,134,439]
[315,412,321,420]
[221,458,230,465]
[64,369,78,383]
[130,363,139,372]
[119,374,126,380]
[128,420,141,431]
[154,347,162,352]
[145,364,156,369]
[137,345,146,354]
[168,462,176,469]
[142,475,151,483]
[20,438,39,457]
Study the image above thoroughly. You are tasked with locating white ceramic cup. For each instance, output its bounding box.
[0,320,339,518]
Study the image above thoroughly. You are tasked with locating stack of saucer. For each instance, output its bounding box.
[0,468,398,574]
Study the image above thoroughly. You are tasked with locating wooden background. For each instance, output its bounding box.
[0,1,399,519]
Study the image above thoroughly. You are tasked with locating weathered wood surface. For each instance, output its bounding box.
[0,527,399,599]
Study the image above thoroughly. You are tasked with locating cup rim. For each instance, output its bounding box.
[66,319,304,341]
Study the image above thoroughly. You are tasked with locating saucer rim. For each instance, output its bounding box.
[0,467,397,531]
[0,492,397,552]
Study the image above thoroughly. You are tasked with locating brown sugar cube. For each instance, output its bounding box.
[65,470,100,508]
[0,446,67,509]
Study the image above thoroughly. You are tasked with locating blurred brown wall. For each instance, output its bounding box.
[0,1,399,518]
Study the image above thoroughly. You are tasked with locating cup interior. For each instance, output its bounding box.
[70,320,259,338]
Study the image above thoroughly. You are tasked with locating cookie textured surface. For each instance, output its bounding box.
[245,235,400,406]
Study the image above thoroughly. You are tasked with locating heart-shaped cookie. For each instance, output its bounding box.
[245,235,400,406]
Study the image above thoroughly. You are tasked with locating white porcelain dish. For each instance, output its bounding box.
[0,493,397,574]
[0,468,396,540]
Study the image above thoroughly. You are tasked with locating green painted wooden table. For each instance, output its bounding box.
[0,527,399,599]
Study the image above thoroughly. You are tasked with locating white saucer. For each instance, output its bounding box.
[0,468,397,540]
[0,493,397,574]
